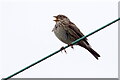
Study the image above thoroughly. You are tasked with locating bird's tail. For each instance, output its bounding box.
[86,47,100,60]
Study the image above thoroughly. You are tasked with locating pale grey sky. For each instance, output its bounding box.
[0,0,118,79]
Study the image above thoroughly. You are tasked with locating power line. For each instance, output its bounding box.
[2,17,120,80]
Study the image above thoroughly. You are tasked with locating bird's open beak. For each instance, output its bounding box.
[53,16,59,22]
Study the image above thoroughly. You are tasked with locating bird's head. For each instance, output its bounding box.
[53,15,69,22]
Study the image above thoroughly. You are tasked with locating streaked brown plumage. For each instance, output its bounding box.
[52,14,100,60]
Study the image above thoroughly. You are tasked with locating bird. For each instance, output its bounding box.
[52,14,100,60]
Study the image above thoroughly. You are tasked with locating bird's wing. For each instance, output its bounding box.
[64,21,89,45]
[69,22,87,39]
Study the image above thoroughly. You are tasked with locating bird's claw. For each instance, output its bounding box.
[68,44,74,49]
[60,44,74,54]
[60,47,67,53]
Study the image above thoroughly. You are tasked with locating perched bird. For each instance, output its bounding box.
[52,14,100,60]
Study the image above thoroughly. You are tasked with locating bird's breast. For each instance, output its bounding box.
[53,23,72,44]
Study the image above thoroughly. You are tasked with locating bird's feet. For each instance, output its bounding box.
[60,44,74,54]
[68,44,74,49]
[60,47,67,53]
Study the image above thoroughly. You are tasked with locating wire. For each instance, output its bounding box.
[2,17,120,80]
